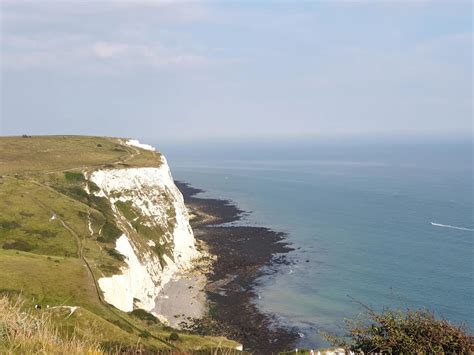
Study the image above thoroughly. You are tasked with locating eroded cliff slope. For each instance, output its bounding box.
[89,153,201,313]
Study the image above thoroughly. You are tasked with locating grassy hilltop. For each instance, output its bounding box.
[0,136,240,354]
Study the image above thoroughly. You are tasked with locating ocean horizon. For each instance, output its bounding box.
[160,139,473,348]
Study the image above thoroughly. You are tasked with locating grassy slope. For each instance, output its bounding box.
[0,135,160,175]
[0,135,240,352]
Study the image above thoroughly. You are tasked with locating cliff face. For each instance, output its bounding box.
[87,144,200,315]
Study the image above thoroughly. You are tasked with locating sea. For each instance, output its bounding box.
[156,138,473,347]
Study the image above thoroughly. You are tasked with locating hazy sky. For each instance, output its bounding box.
[1,0,472,143]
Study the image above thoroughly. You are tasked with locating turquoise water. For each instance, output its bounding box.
[159,140,473,347]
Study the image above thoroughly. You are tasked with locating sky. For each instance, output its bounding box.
[0,0,472,144]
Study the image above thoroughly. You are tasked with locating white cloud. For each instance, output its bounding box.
[92,42,129,58]
[2,32,211,74]
[0,0,217,74]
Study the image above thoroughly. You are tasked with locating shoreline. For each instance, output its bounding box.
[153,270,208,328]
[175,181,299,354]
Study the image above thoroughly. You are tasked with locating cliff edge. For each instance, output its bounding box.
[0,135,240,352]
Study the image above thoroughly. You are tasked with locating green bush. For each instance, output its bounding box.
[112,147,127,152]
[100,221,122,243]
[97,263,121,275]
[0,221,20,231]
[19,211,34,217]
[105,248,125,262]
[2,239,32,252]
[130,309,159,325]
[59,186,88,203]
[86,181,100,193]
[87,195,112,215]
[323,306,473,354]
[64,171,85,182]
[25,228,57,238]
[139,330,151,338]
[168,332,180,342]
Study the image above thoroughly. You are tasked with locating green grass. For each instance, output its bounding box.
[0,135,162,175]
[0,177,82,257]
[64,171,85,182]
[0,250,99,308]
[115,200,140,221]
[0,136,241,352]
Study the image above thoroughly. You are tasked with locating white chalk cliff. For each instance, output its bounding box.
[87,140,200,316]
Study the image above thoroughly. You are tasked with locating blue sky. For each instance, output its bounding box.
[1,0,472,143]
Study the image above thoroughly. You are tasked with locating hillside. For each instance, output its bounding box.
[0,135,241,353]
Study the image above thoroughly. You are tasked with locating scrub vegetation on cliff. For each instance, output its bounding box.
[323,306,473,354]
[0,135,240,353]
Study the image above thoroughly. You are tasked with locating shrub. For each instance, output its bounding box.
[2,239,32,252]
[19,211,34,217]
[130,309,159,325]
[28,229,57,238]
[60,186,88,203]
[105,248,125,262]
[86,181,100,193]
[168,332,180,342]
[64,171,85,182]
[0,221,20,231]
[139,330,151,338]
[323,306,473,354]
[97,263,121,275]
[99,221,122,243]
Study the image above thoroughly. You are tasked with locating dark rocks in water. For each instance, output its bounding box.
[176,180,299,354]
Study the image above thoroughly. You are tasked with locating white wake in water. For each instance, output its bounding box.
[431,222,474,232]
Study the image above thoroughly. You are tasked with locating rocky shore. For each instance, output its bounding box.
[175,181,299,354]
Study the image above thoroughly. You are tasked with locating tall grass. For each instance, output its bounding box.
[0,296,102,354]
[0,296,245,354]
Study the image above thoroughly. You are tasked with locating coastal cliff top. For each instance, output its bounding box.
[0,135,241,353]
[0,135,162,175]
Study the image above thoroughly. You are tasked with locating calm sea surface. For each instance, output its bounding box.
[158,140,473,347]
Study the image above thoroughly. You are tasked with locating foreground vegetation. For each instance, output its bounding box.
[0,295,244,355]
[0,295,100,354]
[4,290,471,354]
[0,136,240,353]
[323,305,473,353]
